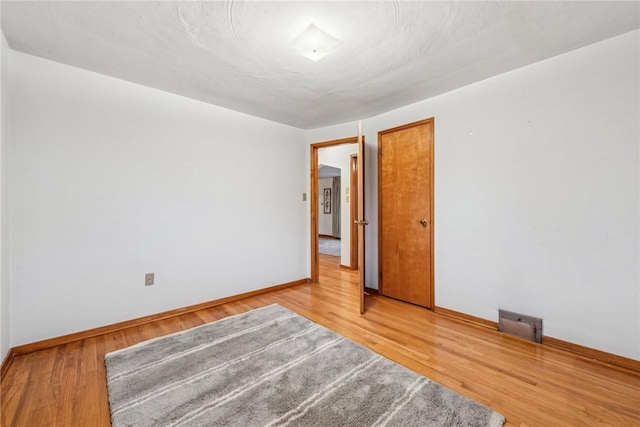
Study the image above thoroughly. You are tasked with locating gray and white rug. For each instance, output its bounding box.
[105,304,505,427]
[319,236,341,257]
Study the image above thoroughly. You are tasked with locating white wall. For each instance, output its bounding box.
[318,177,333,236]
[3,28,637,361]
[310,31,640,359]
[318,144,359,266]
[9,51,308,346]
[0,19,10,362]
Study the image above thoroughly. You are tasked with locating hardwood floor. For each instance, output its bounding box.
[1,254,639,426]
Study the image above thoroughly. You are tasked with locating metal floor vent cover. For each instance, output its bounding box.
[498,309,543,343]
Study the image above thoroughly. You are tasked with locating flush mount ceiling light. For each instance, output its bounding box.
[290,23,342,62]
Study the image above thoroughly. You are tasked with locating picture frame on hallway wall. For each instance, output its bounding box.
[323,188,331,214]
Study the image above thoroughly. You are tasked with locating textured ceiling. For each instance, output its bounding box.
[1,1,638,129]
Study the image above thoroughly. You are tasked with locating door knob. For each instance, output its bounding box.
[354,219,369,226]
[419,218,428,227]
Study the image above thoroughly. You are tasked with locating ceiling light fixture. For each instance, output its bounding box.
[290,23,342,62]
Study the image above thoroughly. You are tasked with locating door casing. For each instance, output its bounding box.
[310,137,363,283]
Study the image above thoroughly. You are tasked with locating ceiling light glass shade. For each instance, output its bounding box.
[290,23,342,62]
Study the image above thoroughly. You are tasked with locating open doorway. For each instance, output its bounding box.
[316,143,358,271]
[318,165,342,258]
[310,136,363,284]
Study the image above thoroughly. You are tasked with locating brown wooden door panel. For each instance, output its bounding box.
[350,155,358,270]
[357,127,366,314]
[379,119,434,308]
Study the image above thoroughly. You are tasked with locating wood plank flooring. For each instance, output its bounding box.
[1,254,639,426]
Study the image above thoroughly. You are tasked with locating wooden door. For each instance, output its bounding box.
[378,118,434,308]
[356,134,366,314]
[349,154,358,270]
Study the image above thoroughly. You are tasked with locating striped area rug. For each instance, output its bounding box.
[105,304,505,427]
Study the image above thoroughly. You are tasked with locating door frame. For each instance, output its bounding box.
[377,118,435,308]
[310,136,362,283]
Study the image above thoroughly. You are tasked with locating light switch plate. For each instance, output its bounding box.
[145,273,154,286]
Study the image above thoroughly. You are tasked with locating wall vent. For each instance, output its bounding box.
[498,310,542,343]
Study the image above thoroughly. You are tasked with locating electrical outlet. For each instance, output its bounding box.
[145,273,154,286]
